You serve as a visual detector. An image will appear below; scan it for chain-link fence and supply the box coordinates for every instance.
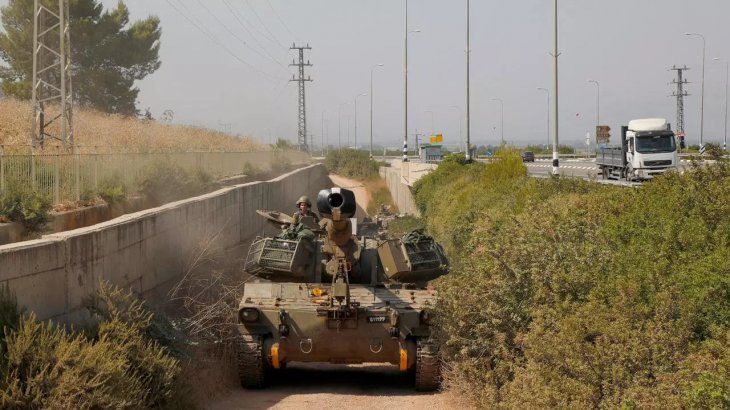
[0,146,309,204]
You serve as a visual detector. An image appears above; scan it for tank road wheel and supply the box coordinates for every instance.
[415,338,441,392]
[236,334,268,389]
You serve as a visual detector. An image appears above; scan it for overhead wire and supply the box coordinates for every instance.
[220,0,289,66]
[163,0,284,83]
[243,0,288,49]
[192,0,289,72]
[265,0,296,40]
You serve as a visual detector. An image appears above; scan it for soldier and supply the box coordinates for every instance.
[292,195,320,226]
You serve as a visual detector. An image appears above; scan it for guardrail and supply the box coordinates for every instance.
[0,147,309,204]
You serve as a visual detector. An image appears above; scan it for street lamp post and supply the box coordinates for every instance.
[403,0,421,162]
[354,92,367,149]
[552,0,560,176]
[685,32,706,153]
[321,110,326,155]
[714,57,728,151]
[491,98,504,144]
[587,79,600,153]
[450,105,463,152]
[537,88,550,149]
[465,0,471,161]
[338,102,349,149]
[370,63,384,159]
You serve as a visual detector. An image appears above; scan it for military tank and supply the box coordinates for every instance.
[235,188,448,391]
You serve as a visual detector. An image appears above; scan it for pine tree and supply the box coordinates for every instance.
[0,0,161,115]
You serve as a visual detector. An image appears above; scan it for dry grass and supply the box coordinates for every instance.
[0,98,262,154]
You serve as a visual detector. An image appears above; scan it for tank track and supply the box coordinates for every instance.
[236,334,267,389]
[414,338,441,391]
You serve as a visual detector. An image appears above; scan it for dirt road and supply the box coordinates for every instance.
[206,363,460,410]
[328,174,371,220]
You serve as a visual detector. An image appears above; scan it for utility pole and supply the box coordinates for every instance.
[714,58,728,151]
[403,0,409,162]
[465,0,471,161]
[354,92,367,149]
[289,43,313,152]
[669,65,690,149]
[538,88,550,149]
[31,0,73,147]
[370,63,384,159]
[321,110,326,156]
[551,0,560,176]
[685,33,705,154]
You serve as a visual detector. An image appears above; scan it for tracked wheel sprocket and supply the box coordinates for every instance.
[236,334,267,389]
[414,338,441,391]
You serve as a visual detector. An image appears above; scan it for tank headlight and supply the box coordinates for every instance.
[239,308,260,323]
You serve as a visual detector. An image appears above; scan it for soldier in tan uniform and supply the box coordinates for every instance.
[292,196,320,226]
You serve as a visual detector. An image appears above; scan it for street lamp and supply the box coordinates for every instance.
[321,110,327,155]
[491,98,504,145]
[354,92,368,149]
[685,32,706,152]
[537,88,550,149]
[465,0,471,162]
[403,0,421,162]
[714,57,728,151]
[338,102,349,149]
[370,63,384,158]
[587,79,600,153]
[552,0,560,176]
[450,105,463,152]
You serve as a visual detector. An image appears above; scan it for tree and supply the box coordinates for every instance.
[0,0,161,115]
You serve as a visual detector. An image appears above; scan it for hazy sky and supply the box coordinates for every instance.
[4,1,729,148]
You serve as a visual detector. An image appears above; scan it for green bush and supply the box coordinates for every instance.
[0,282,189,409]
[415,153,730,407]
[0,181,52,234]
[97,173,128,206]
[325,149,381,180]
[138,161,217,206]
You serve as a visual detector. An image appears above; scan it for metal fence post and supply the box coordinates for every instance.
[93,147,98,189]
[0,145,5,195]
[74,145,80,201]
[30,146,37,190]
[54,153,60,204]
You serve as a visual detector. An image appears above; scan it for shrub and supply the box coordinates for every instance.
[0,181,52,234]
[417,152,730,407]
[0,282,187,409]
[138,161,217,206]
[325,149,380,179]
[97,173,128,206]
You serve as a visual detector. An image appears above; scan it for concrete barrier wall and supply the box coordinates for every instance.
[380,165,420,216]
[0,164,330,324]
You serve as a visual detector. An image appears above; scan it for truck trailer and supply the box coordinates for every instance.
[595,118,678,181]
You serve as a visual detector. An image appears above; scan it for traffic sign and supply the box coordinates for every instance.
[596,125,611,144]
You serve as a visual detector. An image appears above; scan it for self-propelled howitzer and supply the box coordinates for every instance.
[235,188,448,391]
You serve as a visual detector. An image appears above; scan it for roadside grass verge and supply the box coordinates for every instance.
[415,150,729,408]
[325,149,397,216]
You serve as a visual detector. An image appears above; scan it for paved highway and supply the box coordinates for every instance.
[526,159,598,179]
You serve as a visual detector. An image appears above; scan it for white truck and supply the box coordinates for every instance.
[596,118,678,181]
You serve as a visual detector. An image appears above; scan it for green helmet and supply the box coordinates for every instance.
[296,195,312,207]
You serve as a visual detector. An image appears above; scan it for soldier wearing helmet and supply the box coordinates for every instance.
[292,195,320,226]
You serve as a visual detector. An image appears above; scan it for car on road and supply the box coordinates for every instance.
[521,151,535,162]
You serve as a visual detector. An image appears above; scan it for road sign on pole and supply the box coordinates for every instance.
[596,125,611,144]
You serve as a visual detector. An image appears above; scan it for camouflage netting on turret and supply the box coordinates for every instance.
[401,229,449,272]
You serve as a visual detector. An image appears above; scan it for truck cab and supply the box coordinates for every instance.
[596,118,678,181]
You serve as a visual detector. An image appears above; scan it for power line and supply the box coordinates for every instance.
[220,0,288,65]
[192,0,288,71]
[164,0,282,83]
[266,0,296,39]
[244,0,288,49]
[225,0,287,51]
